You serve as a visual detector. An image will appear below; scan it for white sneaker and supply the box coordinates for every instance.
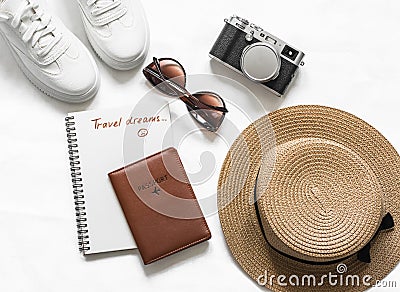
[77,0,149,70]
[0,0,100,103]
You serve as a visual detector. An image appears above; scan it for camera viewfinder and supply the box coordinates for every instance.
[282,45,299,61]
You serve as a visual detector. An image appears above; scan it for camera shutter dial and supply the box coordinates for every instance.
[240,43,280,83]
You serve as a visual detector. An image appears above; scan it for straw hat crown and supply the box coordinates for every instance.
[256,137,383,263]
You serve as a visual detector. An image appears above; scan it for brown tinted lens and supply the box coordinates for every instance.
[195,92,224,108]
[146,59,186,96]
[188,92,225,131]
[159,59,186,87]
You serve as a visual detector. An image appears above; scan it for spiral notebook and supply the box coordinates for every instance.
[65,101,172,255]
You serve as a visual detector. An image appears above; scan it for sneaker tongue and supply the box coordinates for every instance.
[1,0,54,49]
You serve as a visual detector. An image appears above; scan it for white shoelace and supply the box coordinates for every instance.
[0,0,61,58]
[87,0,122,17]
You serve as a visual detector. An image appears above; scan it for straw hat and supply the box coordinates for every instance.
[218,105,400,291]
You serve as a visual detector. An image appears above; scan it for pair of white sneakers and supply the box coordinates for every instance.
[0,0,149,103]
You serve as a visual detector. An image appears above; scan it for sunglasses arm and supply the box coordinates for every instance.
[143,68,203,108]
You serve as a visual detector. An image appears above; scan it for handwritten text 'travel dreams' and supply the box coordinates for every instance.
[91,115,165,130]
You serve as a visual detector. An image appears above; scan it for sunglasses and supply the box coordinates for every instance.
[143,57,228,132]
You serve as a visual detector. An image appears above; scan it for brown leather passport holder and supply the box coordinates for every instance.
[108,147,211,265]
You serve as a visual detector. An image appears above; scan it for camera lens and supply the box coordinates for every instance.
[282,45,299,61]
[241,43,280,83]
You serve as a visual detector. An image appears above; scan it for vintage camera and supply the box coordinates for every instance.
[210,15,305,96]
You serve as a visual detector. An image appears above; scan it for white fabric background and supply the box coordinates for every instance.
[1,0,400,291]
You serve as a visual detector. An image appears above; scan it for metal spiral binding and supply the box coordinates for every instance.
[65,116,90,253]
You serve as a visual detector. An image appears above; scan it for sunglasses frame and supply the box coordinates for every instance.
[143,57,228,132]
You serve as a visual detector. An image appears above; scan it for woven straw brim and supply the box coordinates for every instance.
[217,105,400,292]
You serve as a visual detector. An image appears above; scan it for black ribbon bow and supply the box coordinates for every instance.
[357,212,395,263]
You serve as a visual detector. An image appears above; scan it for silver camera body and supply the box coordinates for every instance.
[210,15,305,96]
